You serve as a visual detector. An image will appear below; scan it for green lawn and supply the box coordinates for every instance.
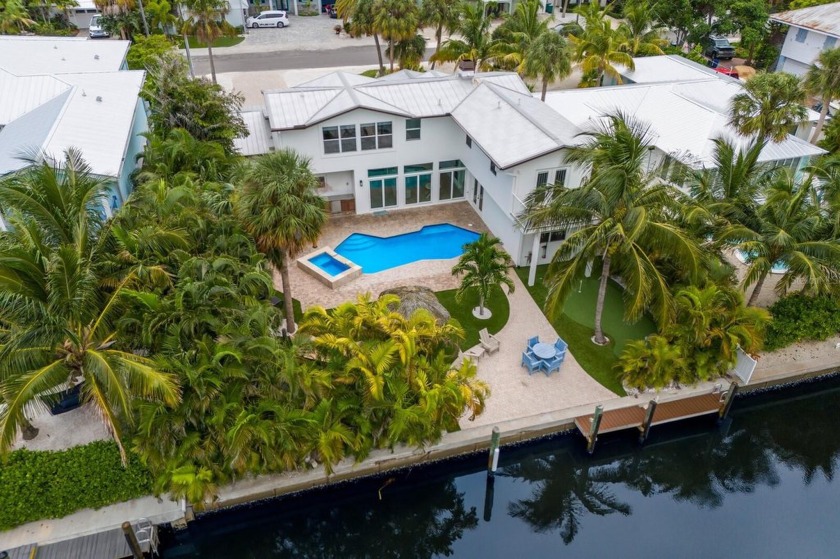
[181,36,245,49]
[436,286,510,350]
[515,266,656,395]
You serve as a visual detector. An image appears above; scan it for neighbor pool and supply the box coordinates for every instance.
[734,249,789,274]
[309,252,350,277]
[335,224,480,274]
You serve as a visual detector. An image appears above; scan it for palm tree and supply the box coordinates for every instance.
[617,0,665,57]
[0,0,35,33]
[372,0,420,73]
[522,31,573,101]
[729,72,808,144]
[339,0,386,75]
[617,335,689,389]
[723,169,840,306]
[234,149,327,334]
[0,151,180,462]
[521,113,703,344]
[421,0,461,70]
[431,1,495,71]
[569,3,634,86]
[803,47,840,145]
[451,233,515,318]
[492,0,552,71]
[181,0,229,84]
[386,33,427,70]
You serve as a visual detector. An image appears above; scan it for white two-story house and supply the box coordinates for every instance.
[237,57,824,285]
[771,2,840,77]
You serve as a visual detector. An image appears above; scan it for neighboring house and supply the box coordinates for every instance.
[0,37,147,229]
[67,0,100,29]
[236,57,824,285]
[770,2,840,77]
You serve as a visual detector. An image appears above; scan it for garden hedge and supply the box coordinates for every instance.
[765,294,840,351]
[0,441,153,530]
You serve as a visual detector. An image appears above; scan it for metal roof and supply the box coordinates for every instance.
[235,110,272,156]
[0,36,130,75]
[770,2,840,38]
[615,55,733,84]
[0,69,71,126]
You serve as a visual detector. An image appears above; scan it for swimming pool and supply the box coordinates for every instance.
[734,249,789,274]
[309,252,350,277]
[335,224,481,274]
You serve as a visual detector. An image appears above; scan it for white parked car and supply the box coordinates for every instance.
[246,10,290,29]
[88,14,109,39]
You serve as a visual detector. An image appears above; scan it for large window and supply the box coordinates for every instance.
[322,125,357,154]
[439,160,466,200]
[536,168,568,188]
[406,119,421,141]
[368,167,398,209]
[404,163,432,205]
[825,36,837,50]
[361,121,393,150]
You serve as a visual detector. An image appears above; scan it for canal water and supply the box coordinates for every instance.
[162,377,840,558]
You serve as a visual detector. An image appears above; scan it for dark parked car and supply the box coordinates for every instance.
[704,36,736,60]
[50,383,82,415]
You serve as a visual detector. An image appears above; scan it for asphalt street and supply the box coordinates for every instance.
[190,46,437,74]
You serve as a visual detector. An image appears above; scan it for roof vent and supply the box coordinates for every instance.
[96,96,103,102]
[53,45,58,49]
[437,98,442,106]
[81,90,86,97]
[61,57,65,61]
[497,101,501,109]
[94,54,100,60]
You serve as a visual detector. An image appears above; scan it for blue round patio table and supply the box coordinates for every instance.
[532,342,556,360]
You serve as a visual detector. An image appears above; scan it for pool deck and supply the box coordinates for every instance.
[278,202,490,309]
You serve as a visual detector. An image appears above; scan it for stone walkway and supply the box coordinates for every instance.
[12,405,109,452]
[461,272,616,428]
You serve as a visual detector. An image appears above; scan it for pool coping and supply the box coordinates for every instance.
[296,247,362,289]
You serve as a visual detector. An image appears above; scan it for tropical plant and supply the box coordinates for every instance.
[339,0,386,75]
[451,233,515,318]
[616,0,665,57]
[372,0,420,72]
[126,33,174,70]
[569,2,634,86]
[234,149,327,334]
[803,47,840,145]
[492,0,552,71]
[420,0,461,69]
[729,72,808,143]
[0,151,180,463]
[722,168,840,305]
[181,0,229,83]
[386,33,426,70]
[522,30,573,101]
[521,113,703,344]
[430,0,495,71]
[0,0,35,33]
[764,293,840,350]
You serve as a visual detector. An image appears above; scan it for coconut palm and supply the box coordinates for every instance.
[0,0,35,33]
[234,149,327,334]
[0,152,180,462]
[451,233,515,318]
[181,0,229,84]
[421,0,461,70]
[431,1,495,71]
[372,0,420,72]
[617,0,666,57]
[492,0,553,71]
[803,47,840,145]
[339,0,386,75]
[521,113,703,344]
[569,3,634,86]
[729,72,808,144]
[522,30,573,101]
[723,169,840,306]
[386,33,427,70]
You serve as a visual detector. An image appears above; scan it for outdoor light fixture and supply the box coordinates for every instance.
[359,180,363,188]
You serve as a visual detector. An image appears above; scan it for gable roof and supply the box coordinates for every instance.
[235,110,272,156]
[0,69,72,126]
[770,2,840,38]
[0,36,130,75]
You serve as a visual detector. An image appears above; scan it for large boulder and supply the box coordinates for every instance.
[379,286,451,325]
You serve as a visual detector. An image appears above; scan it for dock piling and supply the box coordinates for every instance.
[121,522,144,559]
[638,400,658,444]
[586,405,603,454]
[719,383,739,420]
[487,426,500,475]
[483,476,496,522]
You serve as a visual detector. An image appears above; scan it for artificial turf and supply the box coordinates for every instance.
[436,286,510,350]
[515,266,656,396]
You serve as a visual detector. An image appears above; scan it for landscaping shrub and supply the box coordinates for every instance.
[765,294,840,351]
[0,441,152,530]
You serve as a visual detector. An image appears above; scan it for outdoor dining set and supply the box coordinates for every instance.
[521,336,567,376]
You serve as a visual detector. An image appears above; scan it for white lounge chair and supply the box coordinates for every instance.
[479,328,500,354]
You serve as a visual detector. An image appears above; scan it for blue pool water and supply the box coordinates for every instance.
[335,224,481,274]
[734,249,789,274]
[309,252,350,276]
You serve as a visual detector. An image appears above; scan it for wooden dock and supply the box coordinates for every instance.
[5,521,157,559]
[574,385,737,453]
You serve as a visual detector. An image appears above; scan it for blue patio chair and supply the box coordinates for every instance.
[554,338,568,353]
[521,351,541,375]
[527,336,540,348]
[542,353,565,376]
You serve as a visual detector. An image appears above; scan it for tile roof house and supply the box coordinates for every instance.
[0,37,147,227]
[237,58,825,284]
